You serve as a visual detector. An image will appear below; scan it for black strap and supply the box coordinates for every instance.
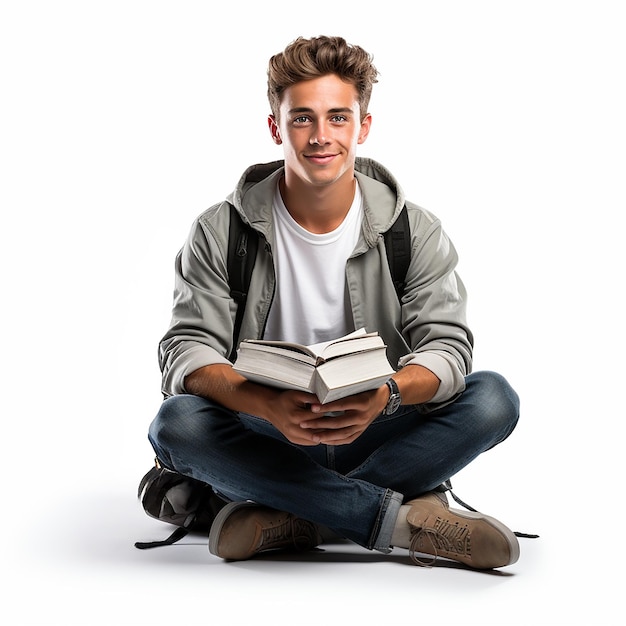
[134,526,190,550]
[384,205,411,300]
[441,479,539,539]
[227,204,258,361]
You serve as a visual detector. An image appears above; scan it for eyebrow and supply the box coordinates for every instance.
[288,107,354,115]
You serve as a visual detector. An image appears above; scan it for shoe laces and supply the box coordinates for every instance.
[408,518,471,567]
[260,517,317,551]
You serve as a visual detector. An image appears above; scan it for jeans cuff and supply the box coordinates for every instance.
[371,489,403,553]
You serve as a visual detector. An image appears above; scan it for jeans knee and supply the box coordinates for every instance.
[468,370,520,435]
[148,394,218,464]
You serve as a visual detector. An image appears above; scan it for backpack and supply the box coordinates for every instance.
[135,204,412,547]
[135,458,228,549]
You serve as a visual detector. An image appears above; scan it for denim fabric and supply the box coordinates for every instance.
[148,370,519,551]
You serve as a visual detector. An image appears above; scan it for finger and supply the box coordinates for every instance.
[300,416,347,430]
[314,427,362,444]
[310,391,372,414]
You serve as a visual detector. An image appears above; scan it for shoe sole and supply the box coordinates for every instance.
[208,500,258,557]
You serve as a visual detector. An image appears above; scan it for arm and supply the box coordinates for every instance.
[185,364,331,446]
[397,209,473,405]
[389,363,440,406]
[185,363,280,417]
[159,203,331,446]
[159,206,243,397]
[300,209,470,444]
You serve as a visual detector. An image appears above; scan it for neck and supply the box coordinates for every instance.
[280,174,356,234]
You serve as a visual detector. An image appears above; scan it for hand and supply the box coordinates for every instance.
[298,386,389,445]
[263,389,332,446]
[184,364,375,446]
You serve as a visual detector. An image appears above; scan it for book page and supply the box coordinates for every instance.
[306,327,368,355]
[237,341,317,365]
[313,332,384,362]
[241,328,371,360]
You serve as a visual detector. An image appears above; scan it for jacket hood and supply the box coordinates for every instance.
[226,157,407,247]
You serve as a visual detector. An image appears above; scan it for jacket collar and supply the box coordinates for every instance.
[227,157,406,246]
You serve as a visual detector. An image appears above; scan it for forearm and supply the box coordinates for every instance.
[184,363,280,419]
[393,363,441,406]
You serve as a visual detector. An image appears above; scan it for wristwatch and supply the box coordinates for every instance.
[382,378,402,415]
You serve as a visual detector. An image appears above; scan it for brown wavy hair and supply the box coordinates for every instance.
[267,36,379,122]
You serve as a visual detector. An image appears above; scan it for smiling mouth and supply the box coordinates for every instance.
[305,153,337,163]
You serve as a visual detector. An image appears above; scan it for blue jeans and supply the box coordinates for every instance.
[148,370,519,553]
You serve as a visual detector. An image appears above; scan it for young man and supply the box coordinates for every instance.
[148,36,521,569]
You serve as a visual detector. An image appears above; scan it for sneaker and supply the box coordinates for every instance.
[406,492,520,569]
[209,501,322,560]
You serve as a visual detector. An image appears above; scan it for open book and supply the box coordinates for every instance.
[233,328,395,403]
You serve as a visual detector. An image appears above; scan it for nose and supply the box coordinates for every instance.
[309,121,330,146]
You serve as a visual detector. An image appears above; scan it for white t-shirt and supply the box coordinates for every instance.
[263,182,363,345]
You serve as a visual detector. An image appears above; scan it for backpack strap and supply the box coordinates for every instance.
[384,205,411,300]
[134,526,190,550]
[438,479,540,539]
[227,204,259,361]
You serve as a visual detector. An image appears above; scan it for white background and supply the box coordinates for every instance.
[1,1,624,624]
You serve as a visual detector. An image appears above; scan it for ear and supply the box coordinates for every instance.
[357,113,372,145]
[268,115,282,145]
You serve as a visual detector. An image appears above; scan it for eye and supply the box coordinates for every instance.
[330,115,348,123]
[293,115,311,124]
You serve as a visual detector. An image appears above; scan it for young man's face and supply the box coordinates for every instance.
[268,73,372,189]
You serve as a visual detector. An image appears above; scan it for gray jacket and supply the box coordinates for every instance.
[159,157,473,409]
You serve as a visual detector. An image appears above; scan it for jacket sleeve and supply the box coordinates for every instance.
[158,207,235,397]
[399,211,473,405]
